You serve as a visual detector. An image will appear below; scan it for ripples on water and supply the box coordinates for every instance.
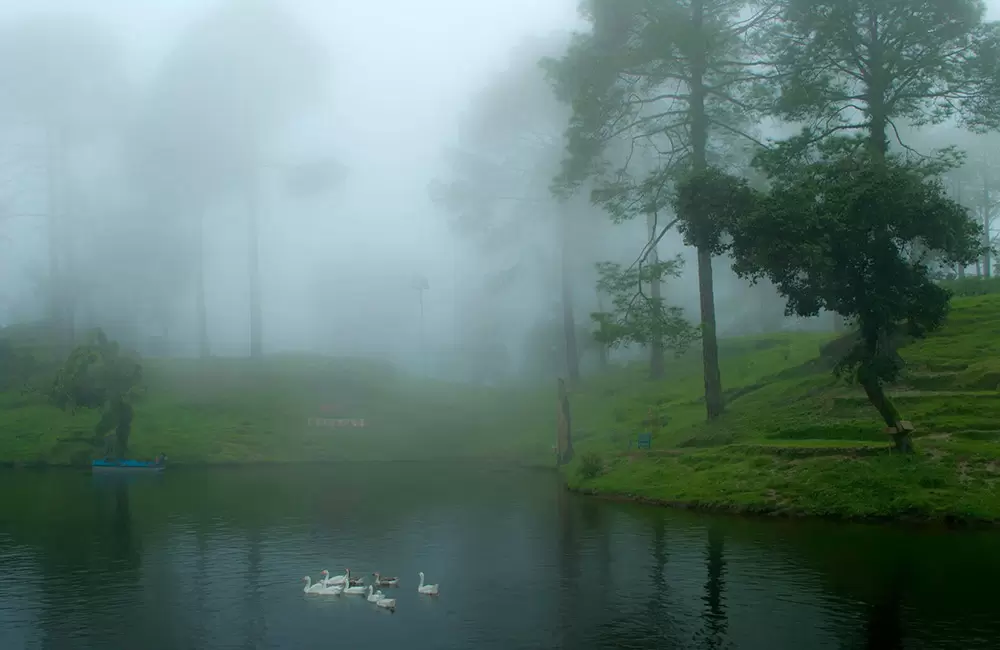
[0,466,998,649]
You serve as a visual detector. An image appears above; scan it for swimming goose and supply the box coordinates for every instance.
[366,585,386,603]
[417,572,439,595]
[301,576,326,594]
[324,569,364,587]
[342,569,367,595]
[373,572,399,587]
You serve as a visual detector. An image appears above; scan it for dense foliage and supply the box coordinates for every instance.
[591,257,698,355]
[49,329,144,459]
[543,0,778,418]
[725,142,983,450]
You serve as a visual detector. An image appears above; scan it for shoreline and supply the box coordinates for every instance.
[5,457,998,528]
[567,485,1000,528]
[0,457,558,471]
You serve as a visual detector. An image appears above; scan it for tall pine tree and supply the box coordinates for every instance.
[544,0,777,419]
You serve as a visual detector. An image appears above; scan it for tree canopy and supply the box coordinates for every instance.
[769,0,1000,156]
[724,141,983,450]
[49,329,144,459]
[591,256,699,354]
[543,0,778,418]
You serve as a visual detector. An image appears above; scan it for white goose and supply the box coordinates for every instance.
[319,581,344,596]
[417,572,439,595]
[342,569,368,595]
[323,569,364,587]
[366,584,386,603]
[376,596,396,612]
[301,576,327,594]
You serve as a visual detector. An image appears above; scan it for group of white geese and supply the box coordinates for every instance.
[301,568,440,613]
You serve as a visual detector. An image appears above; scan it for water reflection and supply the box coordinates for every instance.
[697,527,729,650]
[0,466,998,650]
[862,559,907,650]
[111,479,140,568]
[243,530,265,650]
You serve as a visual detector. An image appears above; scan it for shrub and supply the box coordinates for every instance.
[578,451,604,480]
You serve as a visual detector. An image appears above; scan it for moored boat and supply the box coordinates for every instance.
[92,455,166,472]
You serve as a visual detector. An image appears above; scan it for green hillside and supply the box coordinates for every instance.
[4,291,1000,521]
[0,355,554,466]
[565,293,1000,522]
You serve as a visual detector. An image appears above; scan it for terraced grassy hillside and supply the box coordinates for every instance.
[566,294,1000,522]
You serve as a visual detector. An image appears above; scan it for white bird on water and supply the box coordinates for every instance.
[417,572,439,595]
[342,569,368,595]
[301,576,326,594]
[366,585,385,603]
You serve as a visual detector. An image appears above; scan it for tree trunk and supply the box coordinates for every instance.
[865,12,889,163]
[248,180,263,359]
[560,209,580,383]
[859,373,912,453]
[982,180,991,277]
[113,400,133,459]
[556,377,574,464]
[690,0,724,420]
[596,290,609,370]
[647,212,665,379]
[195,210,210,359]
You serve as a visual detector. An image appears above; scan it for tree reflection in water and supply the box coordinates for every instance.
[243,529,265,649]
[862,561,908,650]
[111,480,140,569]
[557,484,581,649]
[694,526,731,650]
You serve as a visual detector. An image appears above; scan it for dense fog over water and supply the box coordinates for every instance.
[1,0,999,382]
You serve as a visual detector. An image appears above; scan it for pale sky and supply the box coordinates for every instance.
[1,0,998,360]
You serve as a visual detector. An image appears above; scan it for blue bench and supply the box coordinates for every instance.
[629,433,652,450]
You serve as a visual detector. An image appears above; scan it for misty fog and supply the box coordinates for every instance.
[2,0,998,384]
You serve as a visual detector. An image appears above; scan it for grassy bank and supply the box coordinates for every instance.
[5,290,1000,524]
[0,355,554,466]
[564,292,1000,523]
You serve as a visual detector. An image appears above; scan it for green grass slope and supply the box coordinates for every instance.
[565,294,1000,522]
[0,355,554,466]
[5,291,1000,522]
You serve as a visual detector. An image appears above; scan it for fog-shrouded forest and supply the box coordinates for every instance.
[1,0,999,407]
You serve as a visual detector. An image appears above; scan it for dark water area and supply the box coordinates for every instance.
[0,465,998,650]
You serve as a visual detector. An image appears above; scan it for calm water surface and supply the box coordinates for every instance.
[0,465,998,649]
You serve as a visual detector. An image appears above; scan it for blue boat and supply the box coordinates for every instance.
[92,457,166,472]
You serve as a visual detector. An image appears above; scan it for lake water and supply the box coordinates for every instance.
[1,465,998,650]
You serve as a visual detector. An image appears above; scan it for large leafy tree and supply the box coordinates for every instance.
[727,141,982,452]
[544,0,777,419]
[49,329,144,459]
[770,0,1000,159]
